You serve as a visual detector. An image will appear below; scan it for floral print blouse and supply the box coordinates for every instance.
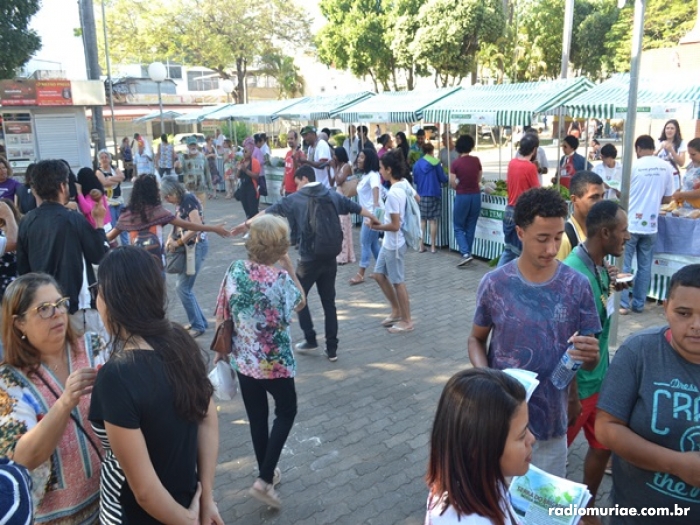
[215,260,302,380]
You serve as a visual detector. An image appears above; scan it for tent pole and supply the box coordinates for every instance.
[498,126,502,180]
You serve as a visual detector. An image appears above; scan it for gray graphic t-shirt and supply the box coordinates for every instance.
[598,326,700,524]
[474,261,601,441]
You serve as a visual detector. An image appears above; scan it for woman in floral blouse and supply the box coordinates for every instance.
[0,273,108,524]
[214,214,305,509]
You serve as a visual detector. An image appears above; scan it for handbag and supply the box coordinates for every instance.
[340,176,358,198]
[210,319,235,355]
[165,245,186,274]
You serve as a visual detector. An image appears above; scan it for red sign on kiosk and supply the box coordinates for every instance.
[0,79,73,106]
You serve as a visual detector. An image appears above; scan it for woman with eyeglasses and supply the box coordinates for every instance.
[0,273,109,524]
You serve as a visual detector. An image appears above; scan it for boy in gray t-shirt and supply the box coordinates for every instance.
[597,264,700,524]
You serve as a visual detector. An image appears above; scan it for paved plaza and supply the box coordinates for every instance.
[154,187,667,525]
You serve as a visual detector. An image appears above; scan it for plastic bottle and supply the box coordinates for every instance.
[550,343,582,390]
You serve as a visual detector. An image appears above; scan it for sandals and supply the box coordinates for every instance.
[381,317,401,327]
[349,273,365,285]
[388,323,415,333]
[249,479,281,508]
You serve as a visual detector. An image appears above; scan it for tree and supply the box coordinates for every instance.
[315,0,395,92]
[258,53,305,99]
[571,1,619,79]
[410,0,505,87]
[98,0,310,103]
[0,0,41,79]
[604,0,695,73]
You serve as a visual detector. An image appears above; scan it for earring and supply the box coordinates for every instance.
[21,333,26,340]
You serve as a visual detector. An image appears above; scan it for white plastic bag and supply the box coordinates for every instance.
[209,361,239,401]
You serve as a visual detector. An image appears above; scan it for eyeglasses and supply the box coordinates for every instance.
[31,297,70,319]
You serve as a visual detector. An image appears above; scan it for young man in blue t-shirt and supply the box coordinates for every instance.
[468,187,601,477]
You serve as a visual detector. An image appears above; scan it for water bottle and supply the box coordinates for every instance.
[550,343,582,390]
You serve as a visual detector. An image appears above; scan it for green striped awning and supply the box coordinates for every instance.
[422,77,594,126]
[332,87,461,123]
[206,97,308,124]
[174,104,230,124]
[133,110,183,122]
[272,91,375,121]
[564,74,700,119]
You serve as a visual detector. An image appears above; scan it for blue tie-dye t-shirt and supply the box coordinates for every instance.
[474,261,601,440]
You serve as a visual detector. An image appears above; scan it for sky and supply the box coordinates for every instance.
[27,0,326,80]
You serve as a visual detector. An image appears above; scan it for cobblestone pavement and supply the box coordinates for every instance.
[159,192,666,525]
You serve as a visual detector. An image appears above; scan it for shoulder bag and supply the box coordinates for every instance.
[210,319,235,355]
[165,245,186,274]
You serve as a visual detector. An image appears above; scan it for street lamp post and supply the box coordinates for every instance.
[148,62,167,135]
[221,79,236,146]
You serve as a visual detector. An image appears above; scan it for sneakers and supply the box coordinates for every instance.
[249,478,281,509]
[457,254,473,267]
[295,341,318,352]
[324,349,338,362]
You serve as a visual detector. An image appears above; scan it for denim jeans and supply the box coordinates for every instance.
[497,205,521,267]
[296,258,338,352]
[621,232,656,311]
[109,204,129,246]
[453,193,481,256]
[176,239,209,331]
[237,372,297,484]
[359,222,380,269]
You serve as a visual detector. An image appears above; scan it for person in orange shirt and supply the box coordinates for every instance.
[281,130,305,246]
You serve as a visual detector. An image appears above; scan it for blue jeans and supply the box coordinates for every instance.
[497,205,520,267]
[453,193,481,256]
[621,232,656,311]
[176,239,209,331]
[109,204,129,245]
[359,222,380,269]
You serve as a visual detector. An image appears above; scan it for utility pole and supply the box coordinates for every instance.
[78,0,106,153]
[555,0,575,144]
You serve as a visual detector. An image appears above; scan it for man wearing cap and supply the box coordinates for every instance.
[299,126,333,189]
[177,137,212,208]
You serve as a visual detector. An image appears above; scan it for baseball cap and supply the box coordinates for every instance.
[300,125,317,136]
[186,136,198,145]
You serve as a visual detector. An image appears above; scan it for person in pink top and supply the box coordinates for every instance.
[497,134,541,267]
[76,167,112,232]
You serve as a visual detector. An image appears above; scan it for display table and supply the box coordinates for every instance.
[466,194,699,300]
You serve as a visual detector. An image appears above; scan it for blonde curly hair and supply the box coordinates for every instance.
[245,214,290,265]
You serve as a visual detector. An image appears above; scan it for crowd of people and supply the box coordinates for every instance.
[0,115,698,524]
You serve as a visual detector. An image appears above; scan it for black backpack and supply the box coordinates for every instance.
[302,189,343,258]
[565,221,579,250]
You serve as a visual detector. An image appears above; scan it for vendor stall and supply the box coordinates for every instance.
[332,87,460,124]
[0,79,106,174]
[273,91,375,121]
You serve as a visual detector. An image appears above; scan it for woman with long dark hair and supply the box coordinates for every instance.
[395,132,410,163]
[108,174,229,266]
[349,147,383,285]
[426,368,535,525]
[655,119,686,190]
[89,246,222,525]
